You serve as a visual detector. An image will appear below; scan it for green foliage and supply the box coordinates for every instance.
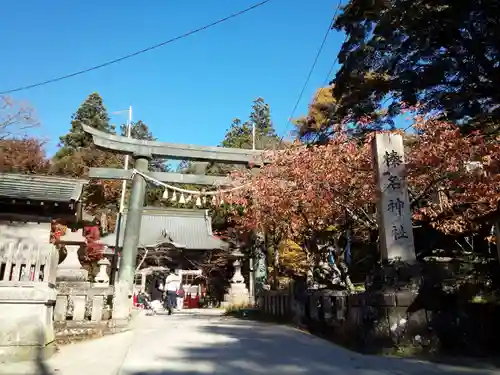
[221,118,253,149]
[55,93,115,159]
[293,86,341,143]
[221,97,279,150]
[177,98,280,178]
[208,98,281,176]
[51,93,122,214]
[119,120,168,173]
[206,98,280,236]
[332,0,500,132]
[119,120,172,207]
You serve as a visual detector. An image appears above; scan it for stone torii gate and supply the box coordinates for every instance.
[83,125,266,321]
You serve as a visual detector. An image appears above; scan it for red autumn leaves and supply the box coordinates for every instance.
[227,116,500,241]
[0,137,50,174]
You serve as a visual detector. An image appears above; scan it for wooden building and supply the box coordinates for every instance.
[0,173,87,224]
[100,207,229,291]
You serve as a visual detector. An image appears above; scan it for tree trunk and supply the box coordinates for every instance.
[338,259,355,292]
[273,243,279,289]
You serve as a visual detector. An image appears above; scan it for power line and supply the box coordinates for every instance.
[0,0,272,95]
[321,56,339,87]
[282,1,342,142]
[286,21,332,128]
[321,2,344,87]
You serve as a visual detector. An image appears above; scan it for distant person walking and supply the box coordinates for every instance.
[164,269,181,315]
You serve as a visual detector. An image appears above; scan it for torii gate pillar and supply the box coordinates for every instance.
[113,156,149,321]
[82,125,266,320]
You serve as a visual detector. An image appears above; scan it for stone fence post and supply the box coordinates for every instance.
[0,222,59,362]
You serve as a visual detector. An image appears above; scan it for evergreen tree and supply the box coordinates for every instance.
[331,0,500,132]
[208,98,280,259]
[51,93,122,214]
[221,98,278,150]
[220,118,253,149]
[119,120,168,173]
[209,98,280,175]
[55,92,115,159]
[119,120,171,207]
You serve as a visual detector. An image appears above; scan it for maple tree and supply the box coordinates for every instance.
[225,135,374,287]
[227,114,500,280]
[50,220,67,245]
[52,145,123,213]
[226,132,376,274]
[0,95,38,139]
[277,239,309,276]
[407,115,500,234]
[0,95,47,174]
[230,135,374,238]
[83,224,104,262]
[0,137,50,174]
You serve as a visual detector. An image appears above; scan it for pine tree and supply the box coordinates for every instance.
[249,97,278,144]
[55,92,115,159]
[209,98,280,175]
[51,93,122,214]
[221,98,279,150]
[221,118,253,149]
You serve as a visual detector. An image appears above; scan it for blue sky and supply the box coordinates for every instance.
[0,0,346,157]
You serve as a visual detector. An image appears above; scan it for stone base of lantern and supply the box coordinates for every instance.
[221,283,250,308]
[56,268,89,283]
[56,241,88,283]
[93,258,111,288]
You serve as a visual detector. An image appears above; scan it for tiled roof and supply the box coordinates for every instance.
[0,173,88,202]
[100,207,228,250]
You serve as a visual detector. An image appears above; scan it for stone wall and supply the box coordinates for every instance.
[258,286,500,356]
[54,227,122,342]
[54,282,114,343]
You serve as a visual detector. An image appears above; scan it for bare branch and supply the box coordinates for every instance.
[0,95,39,139]
[135,249,149,272]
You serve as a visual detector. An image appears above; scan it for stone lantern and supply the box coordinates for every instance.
[222,246,250,307]
[230,247,245,284]
[57,229,88,283]
[94,258,111,287]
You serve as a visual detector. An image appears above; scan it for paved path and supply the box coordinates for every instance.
[2,309,500,375]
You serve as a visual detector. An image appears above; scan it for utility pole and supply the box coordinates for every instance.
[249,123,256,304]
[110,106,133,285]
[252,123,256,152]
[119,106,133,214]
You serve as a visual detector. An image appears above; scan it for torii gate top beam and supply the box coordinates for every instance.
[83,125,268,165]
